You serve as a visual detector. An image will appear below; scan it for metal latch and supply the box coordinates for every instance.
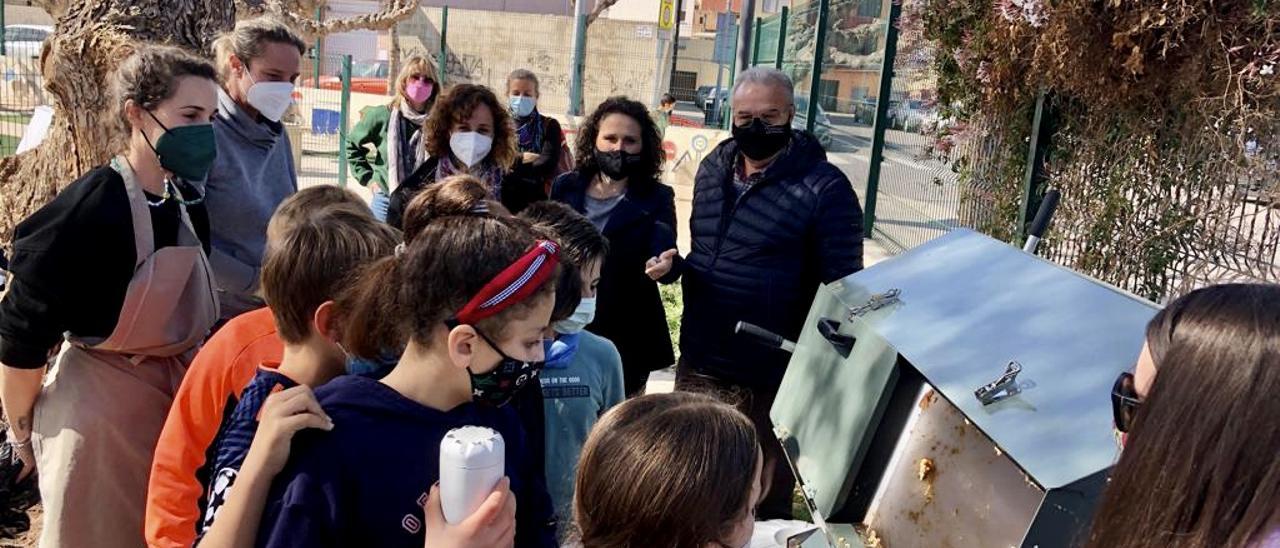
[848,288,901,318]
[974,361,1023,406]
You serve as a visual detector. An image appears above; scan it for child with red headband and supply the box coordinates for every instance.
[253,176,560,547]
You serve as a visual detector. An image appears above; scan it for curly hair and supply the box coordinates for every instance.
[425,84,517,171]
[574,96,665,184]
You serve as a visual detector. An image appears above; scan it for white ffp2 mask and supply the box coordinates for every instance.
[450,131,494,167]
[244,71,295,123]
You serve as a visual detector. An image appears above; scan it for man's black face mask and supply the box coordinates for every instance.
[732,117,791,161]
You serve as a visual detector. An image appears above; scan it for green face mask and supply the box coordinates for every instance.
[144,110,217,182]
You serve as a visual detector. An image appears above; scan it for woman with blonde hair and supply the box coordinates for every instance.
[345,55,441,221]
[205,16,306,322]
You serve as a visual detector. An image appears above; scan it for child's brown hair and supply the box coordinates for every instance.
[266,185,371,246]
[340,175,559,358]
[260,206,400,343]
[574,392,760,548]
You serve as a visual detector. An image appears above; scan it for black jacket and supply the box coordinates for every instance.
[681,130,864,388]
[506,114,563,214]
[552,171,679,393]
[387,157,512,230]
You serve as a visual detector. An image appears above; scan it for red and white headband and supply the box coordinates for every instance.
[448,240,560,326]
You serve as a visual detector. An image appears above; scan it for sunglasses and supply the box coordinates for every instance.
[1111,372,1143,433]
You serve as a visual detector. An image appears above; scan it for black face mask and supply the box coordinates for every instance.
[467,328,545,408]
[732,117,791,161]
[595,149,645,180]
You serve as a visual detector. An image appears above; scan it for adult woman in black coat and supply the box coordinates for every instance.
[552,97,680,396]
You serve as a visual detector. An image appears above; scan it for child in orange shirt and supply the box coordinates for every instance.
[144,186,381,548]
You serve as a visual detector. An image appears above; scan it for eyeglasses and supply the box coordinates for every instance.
[1111,372,1143,433]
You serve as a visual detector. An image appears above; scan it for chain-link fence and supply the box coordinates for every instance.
[0,55,46,158]
[293,53,358,191]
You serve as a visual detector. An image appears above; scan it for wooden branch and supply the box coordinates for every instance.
[586,0,621,26]
[267,0,420,40]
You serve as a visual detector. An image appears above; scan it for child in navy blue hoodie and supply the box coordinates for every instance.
[254,176,561,548]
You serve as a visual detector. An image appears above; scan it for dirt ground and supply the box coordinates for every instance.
[0,505,38,548]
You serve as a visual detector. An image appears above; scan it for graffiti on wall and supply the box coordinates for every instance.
[526,51,555,73]
[445,51,486,82]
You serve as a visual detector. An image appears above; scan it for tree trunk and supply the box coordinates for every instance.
[0,0,419,250]
[0,0,237,252]
[388,18,401,96]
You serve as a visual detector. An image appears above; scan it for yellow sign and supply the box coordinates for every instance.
[658,0,677,30]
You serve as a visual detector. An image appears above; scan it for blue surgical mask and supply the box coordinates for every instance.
[340,343,400,379]
[509,95,536,118]
[544,333,581,369]
[553,297,596,334]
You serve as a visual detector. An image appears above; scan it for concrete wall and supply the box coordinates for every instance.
[396,7,670,117]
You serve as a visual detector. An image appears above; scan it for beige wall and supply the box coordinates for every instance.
[395,7,670,118]
[674,35,726,94]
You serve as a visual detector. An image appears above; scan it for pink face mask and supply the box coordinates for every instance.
[406,80,434,103]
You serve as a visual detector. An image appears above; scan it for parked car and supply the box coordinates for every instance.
[302,60,391,95]
[888,99,939,133]
[695,85,717,108]
[701,88,730,113]
[3,25,52,59]
[792,95,834,149]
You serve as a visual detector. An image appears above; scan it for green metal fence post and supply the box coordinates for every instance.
[751,17,762,66]
[805,0,830,134]
[863,0,902,236]
[1018,90,1055,243]
[774,6,788,70]
[437,6,449,86]
[1,6,7,57]
[569,13,588,116]
[722,20,742,130]
[312,6,323,83]
[338,55,352,188]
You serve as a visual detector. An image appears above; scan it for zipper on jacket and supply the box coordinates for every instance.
[710,167,771,272]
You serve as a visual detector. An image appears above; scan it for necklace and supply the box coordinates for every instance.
[116,157,206,208]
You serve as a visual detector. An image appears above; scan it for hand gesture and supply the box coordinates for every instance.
[242,385,333,476]
[424,477,517,548]
[645,249,680,281]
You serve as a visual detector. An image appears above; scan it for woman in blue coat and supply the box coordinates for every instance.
[552,97,679,396]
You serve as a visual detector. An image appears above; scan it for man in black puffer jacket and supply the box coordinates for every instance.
[675,67,863,519]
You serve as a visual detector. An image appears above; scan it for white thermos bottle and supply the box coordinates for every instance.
[439,426,505,524]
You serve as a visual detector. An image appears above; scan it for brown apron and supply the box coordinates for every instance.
[32,157,219,548]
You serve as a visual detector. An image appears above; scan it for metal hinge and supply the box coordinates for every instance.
[848,288,901,319]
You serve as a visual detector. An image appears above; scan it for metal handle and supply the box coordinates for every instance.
[735,322,797,354]
[1023,189,1061,254]
[817,318,855,357]
[974,361,1024,406]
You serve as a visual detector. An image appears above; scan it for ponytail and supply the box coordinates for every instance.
[337,255,404,359]
[401,175,494,244]
[338,174,556,359]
